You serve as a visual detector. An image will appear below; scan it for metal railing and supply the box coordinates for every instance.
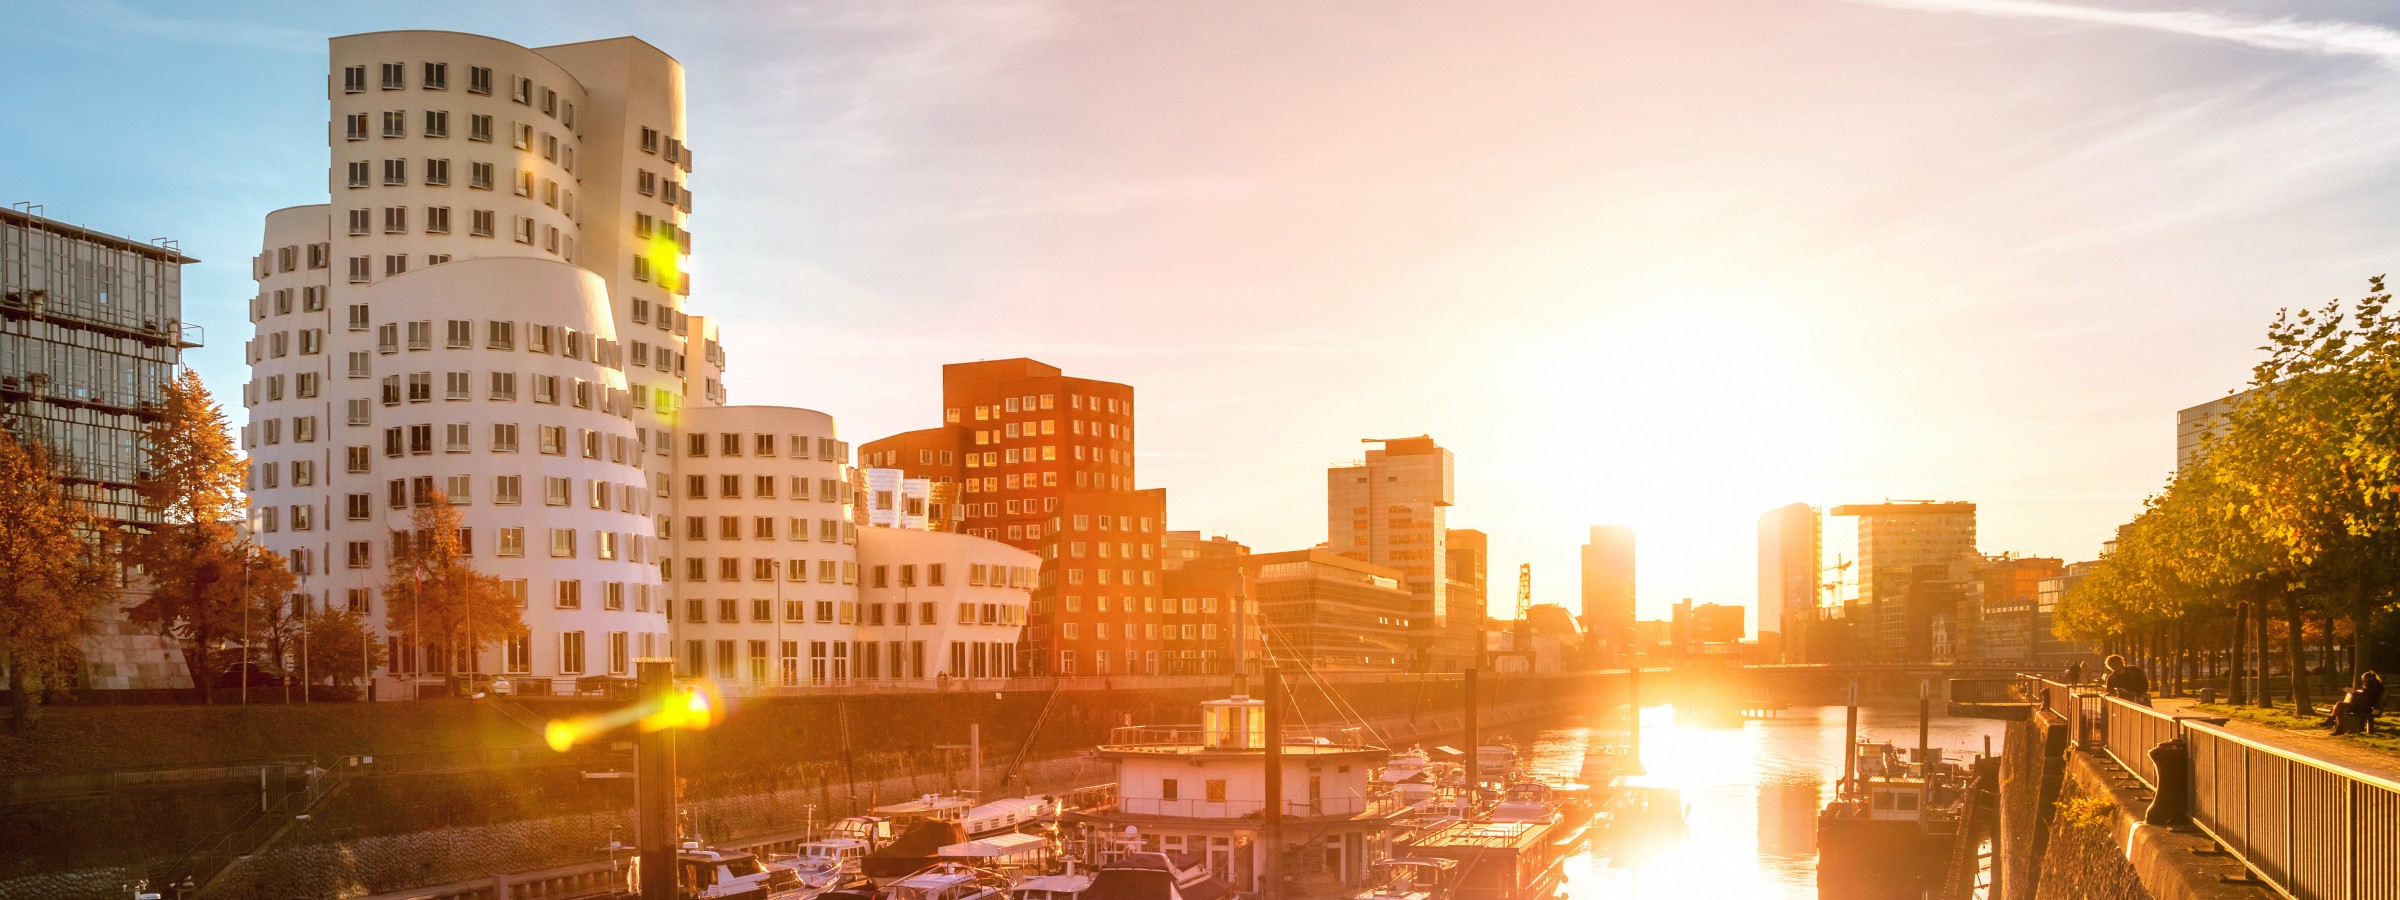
[2185,720,2400,900]
[2096,696,2177,790]
[2026,675,2400,900]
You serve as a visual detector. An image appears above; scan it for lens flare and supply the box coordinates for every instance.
[541,681,725,752]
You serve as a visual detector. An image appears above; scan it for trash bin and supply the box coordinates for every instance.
[2146,738,2191,826]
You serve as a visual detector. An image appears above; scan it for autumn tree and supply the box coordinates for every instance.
[125,370,260,702]
[383,491,523,691]
[301,607,387,697]
[0,427,120,729]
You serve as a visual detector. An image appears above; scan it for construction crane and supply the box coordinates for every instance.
[1820,555,1853,608]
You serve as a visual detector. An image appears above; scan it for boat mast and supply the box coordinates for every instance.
[1840,679,1858,795]
[1263,665,1285,900]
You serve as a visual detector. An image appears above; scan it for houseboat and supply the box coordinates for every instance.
[1065,695,1407,892]
[1349,857,1457,900]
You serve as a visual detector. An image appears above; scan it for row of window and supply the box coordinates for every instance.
[946,392,1132,422]
[1051,622,1207,642]
[683,431,849,461]
[341,112,577,174]
[678,638,1002,684]
[677,597,1021,628]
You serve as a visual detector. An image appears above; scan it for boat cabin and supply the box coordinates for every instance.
[939,832,1056,873]
[1010,873,1094,900]
[878,794,977,828]
[1351,857,1457,900]
[880,862,1014,900]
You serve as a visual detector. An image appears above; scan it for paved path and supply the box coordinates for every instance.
[2152,697,2400,783]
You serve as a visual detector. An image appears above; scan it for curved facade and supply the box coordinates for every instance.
[247,31,701,692]
[666,405,857,684]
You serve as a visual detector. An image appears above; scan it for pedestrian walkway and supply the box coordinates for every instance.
[2153,697,2400,782]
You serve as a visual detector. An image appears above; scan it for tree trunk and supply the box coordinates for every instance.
[2355,577,2378,683]
[6,652,32,732]
[2230,602,2248,706]
[2285,592,2312,715]
[2246,602,2265,710]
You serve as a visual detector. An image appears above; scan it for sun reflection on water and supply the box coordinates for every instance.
[1500,702,2005,899]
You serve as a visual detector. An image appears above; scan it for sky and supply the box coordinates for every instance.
[13,0,2400,632]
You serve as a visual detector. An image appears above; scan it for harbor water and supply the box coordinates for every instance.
[1506,702,2007,899]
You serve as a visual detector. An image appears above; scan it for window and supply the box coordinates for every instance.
[345,113,367,141]
[380,62,404,90]
[382,110,406,138]
[488,372,517,402]
[383,158,407,185]
[470,208,495,237]
[425,159,450,187]
[343,65,366,93]
[346,162,370,189]
[560,631,586,673]
[423,61,448,90]
[469,66,492,95]
[551,528,578,558]
[470,161,494,191]
[495,475,521,505]
[512,75,533,105]
[545,476,570,506]
[515,216,535,244]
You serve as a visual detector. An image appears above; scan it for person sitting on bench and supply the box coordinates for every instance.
[2324,671,2384,735]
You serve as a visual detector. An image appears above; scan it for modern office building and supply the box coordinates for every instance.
[863,466,961,531]
[242,31,716,692]
[1963,555,2064,663]
[1164,530,1248,570]
[2176,389,2254,471]
[1445,527,1489,633]
[2,205,201,690]
[1158,549,1259,676]
[1756,503,1821,662]
[1580,525,1635,666]
[1328,436,1466,671]
[861,358,1165,676]
[1181,549,1415,672]
[1831,502,1978,661]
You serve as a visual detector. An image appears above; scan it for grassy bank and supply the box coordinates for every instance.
[2189,702,2400,755]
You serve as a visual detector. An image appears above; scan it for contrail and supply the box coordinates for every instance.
[1853,0,2400,69]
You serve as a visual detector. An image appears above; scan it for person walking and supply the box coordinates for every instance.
[2103,654,2151,707]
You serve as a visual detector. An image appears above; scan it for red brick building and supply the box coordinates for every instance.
[861,359,1167,675]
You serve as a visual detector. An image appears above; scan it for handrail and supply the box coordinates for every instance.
[2182,718,2400,794]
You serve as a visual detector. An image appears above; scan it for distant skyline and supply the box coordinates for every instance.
[13,0,2400,630]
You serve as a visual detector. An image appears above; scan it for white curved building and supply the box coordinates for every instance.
[245,31,699,693]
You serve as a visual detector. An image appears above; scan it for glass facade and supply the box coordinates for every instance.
[1,208,195,525]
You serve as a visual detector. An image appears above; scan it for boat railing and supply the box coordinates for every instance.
[1099,724,1383,751]
[1111,794,1409,819]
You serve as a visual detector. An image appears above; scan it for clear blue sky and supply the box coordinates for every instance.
[13,0,2400,630]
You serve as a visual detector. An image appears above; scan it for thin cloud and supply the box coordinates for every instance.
[1853,0,2400,69]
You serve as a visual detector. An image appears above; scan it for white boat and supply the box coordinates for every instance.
[631,841,793,900]
[937,833,1055,873]
[773,838,874,887]
[963,795,1062,837]
[877,794,977,829]
[1009,873,1093,900]
[1475,745,1517,781]
[879,862,1015,900]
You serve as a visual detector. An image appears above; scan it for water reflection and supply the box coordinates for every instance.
[1498,703,2004,899]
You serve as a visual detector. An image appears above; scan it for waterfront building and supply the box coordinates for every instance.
[1180,549,1415,672]
[243,31,710,692]
[1328,436,1468,671]
[2033,561,2101,666]
[1072,695,1403,891]
[1444,528,1489,647]
[2,205,200,689]
[1158,551,1258,676]
[1756,503,1821,662]
[1830,502,1977,662]
[2176,388,2253,471]
[1963,555,2063,663]
[860,358,1164,676]
[1580,525,1635,666]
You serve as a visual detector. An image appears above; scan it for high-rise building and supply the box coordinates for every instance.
[1830,502,1978,661]
[1445,527,1489,630]
[3,205,201,690]
[242,32,715,691]
[3,207,198,526]
[1756,503,1821,662]
[2176,388,2254,470]
[1328,436,1467,671]
[859,358,1165,676]
[1580,525,1635,665]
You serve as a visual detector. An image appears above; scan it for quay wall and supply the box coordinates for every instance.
[2000,707,2272,900]
[0,672,1614,900]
